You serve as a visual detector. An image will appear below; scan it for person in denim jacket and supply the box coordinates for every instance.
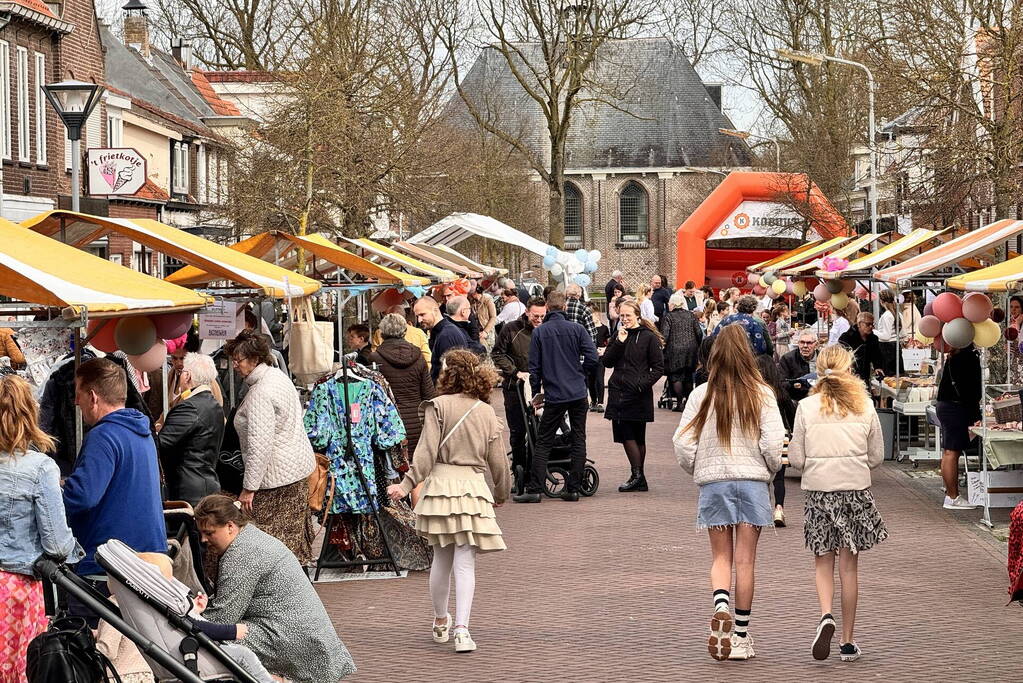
[0,375,82,681]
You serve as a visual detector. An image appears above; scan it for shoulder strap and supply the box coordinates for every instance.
[439,400,483,449]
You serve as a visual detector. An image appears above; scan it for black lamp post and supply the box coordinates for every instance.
[42,80,105,212]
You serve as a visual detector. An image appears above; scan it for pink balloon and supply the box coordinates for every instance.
[923,300,934,317]
[746,272,759,286]
[842,279,856,293]
[126,339,167,374]
[767,288,781,299]
[918,315,943,338]
[853,286,869,299]
[933,336,953,354]
[152,311,194,339]
[813,283,831,302]
[1007,326,1020,342]
[932,292,963,323]
[87,318,119,354]
[961,292,994,323]
[785,279,795,294]
[752,284,767,296]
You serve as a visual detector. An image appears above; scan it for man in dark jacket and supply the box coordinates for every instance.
[838,311,886,385]
[605,270,624,312]
[779,329,819,401]
[64,358,166,625]
[650,274,673,319]
[414,296,484,381]
[514,291,598,503]
[492,298,547,479]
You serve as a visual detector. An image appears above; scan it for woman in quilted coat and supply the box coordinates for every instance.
[224,330,315,564]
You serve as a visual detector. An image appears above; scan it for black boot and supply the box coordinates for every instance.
[619,467,649,492]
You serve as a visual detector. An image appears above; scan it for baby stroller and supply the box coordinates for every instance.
[35,541,269,683]
[511,380,599,498]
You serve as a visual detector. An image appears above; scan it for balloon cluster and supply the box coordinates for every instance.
[86,312,194,371]
[747,271,809,300]
[812,277,856,311]
[916,292,1000,351]
[543,247,601,288]
[821,256,850,272]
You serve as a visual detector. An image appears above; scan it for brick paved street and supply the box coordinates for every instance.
[317,388,1019,682]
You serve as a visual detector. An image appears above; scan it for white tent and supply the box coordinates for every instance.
[408,213,553,257]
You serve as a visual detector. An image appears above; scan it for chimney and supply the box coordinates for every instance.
[171,37,193,69]
[704,83,723,111]
[122,0,150,57]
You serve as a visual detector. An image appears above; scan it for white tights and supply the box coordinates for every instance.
[430,543,477,629]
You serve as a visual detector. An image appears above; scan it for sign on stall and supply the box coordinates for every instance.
[199,299,240,340]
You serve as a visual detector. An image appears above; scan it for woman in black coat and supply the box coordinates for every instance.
[660,292,704,412]
[602,300,664,492]
[157,352,225,506]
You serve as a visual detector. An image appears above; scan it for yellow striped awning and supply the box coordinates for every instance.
[876,220,1023,284]
[780,233,887,276]
[747,237,850,275]
[947,254,1023,292]
[22,211,320,298]
[343,238,456,282]
[0,218,209,315]
[816,229,948,279]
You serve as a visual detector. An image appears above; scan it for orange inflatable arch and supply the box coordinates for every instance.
[675,171,850,288]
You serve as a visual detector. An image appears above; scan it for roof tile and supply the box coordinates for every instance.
[189,70,242,116]
[12,0,57,19]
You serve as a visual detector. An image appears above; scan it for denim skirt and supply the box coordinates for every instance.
[697,480,773,530]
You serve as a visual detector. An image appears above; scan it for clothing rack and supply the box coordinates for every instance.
[314,289,401,579]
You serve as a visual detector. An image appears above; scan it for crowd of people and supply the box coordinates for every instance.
[0,265,990,679]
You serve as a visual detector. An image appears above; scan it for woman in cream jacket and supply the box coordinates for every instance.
[788,344,888,664]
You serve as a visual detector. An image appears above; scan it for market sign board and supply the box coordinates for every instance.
[199,299,240,340]
[87,148,147,196]
[708,200,822,242]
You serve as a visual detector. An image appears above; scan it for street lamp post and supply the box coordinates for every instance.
[775,48,877,237]
[42,80,105,213]
[719,128,781,171]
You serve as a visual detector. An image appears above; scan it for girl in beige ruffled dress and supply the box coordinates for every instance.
[387,349,510,654]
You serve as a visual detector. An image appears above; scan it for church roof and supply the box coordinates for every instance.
[450,37,752,170]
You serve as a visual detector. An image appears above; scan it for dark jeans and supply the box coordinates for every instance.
[503,385,529,472]
[587,363,605,405]
[773,465,787,507]
[529,397,588,493]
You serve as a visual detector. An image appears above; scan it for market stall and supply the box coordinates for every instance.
[815,228,949,281]
[343,237,457,283]
[779,232,888,277]
[390,241,483,279]
[409,243,508,278]
[745,235,851,276]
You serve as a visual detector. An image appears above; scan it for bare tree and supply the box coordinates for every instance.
[657,0,729,69]
[432,0,656,249]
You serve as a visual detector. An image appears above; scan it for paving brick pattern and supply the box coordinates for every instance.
[317,389,1019,681]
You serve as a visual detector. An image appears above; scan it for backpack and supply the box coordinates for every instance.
[26,615,122,683]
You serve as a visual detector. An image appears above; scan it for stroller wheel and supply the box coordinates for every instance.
[581,466,599,496]
[544,467,568,498]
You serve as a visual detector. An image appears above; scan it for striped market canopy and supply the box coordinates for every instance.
[875,220,1023,284]
[343,237,456,282]
[747,236,850,275]
[816,228,948,279]
[946,253,1023,292]
[780,233,887,276]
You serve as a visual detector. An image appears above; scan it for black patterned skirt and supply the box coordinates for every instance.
[251,478,314,564]
[803,489,889,556]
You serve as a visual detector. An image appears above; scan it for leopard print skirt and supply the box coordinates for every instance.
[804,489,889,556]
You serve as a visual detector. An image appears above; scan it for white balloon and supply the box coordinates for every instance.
[588,249,602,262]
[556,252,571,265]
[550,263,564,278]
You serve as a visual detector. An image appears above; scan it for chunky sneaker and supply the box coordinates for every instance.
[773,507,786,527]
[839,642,861,662]
[812,613,836,660]
[708,609,732,661]
[943,495,979,510]
[728,633,756,660]
[453,629,477,653]
[432,615,451,643]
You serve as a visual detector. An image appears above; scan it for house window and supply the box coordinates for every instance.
[619,181,649,243]
[0,41,9,160]
[16,47,29,162]
[107,112,123,147]
[171,141,190,196]
[34,53,46,163]
[196,144,207,204]
[564,183,582,244]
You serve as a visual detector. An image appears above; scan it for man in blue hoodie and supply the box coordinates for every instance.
[515,290,598,503]
[63,358,166,622]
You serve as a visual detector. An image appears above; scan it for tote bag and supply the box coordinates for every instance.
[289,297,333,384]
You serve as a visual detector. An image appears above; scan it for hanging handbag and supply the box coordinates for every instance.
[26,615,122,683]
[309,452,336,513]
[288,297,334,384]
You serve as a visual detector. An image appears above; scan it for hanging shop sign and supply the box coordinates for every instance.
[708,200,823,241]
[199,299,239,340]
[87,148,148,196]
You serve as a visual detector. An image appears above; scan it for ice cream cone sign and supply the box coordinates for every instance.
[88,148,147,196]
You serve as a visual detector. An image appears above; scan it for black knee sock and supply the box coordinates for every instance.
[713,589,730,613]
[734,608,751,638]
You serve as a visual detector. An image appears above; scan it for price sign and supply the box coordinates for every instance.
[199,300,239,340]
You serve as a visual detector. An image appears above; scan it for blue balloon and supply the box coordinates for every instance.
[545,245,558,258]
[575,248,588,262]
[574,274,592,287]
[543,255,556,268]
[584,261,598,274]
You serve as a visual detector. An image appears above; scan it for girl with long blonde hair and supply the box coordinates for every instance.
[635,284,658,323]
[673,324,785,662]
[787,345,888,663]
[0,375,81,681]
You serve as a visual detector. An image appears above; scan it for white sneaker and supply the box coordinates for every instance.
[453,629,477,653]
[812,614,835,660]
[432,615,451,643]
[943,495,979,510]
[728,633,756,660]
[839,642,862,662]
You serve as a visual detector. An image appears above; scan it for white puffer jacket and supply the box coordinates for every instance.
[235,363,315,491]
[673,382,784,485]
